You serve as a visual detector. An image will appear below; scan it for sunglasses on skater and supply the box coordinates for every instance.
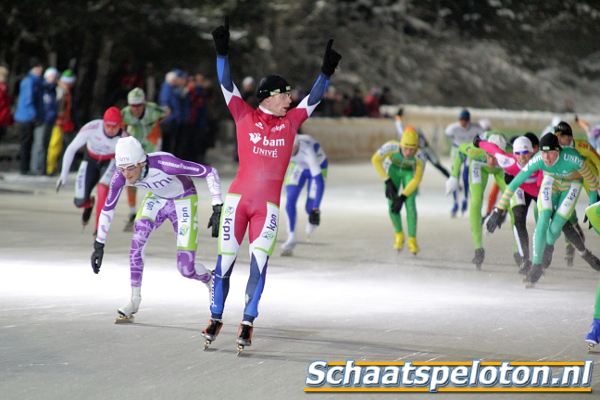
[271,91,292,99]
[514,150,530,155]
[118,164,138,172]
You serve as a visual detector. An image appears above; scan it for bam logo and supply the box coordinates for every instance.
[255,122,264,129]
[249,133,262,144]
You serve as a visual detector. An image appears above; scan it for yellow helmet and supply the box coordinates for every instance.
[400,127,419,149]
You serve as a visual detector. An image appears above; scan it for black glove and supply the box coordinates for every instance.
[384,178,398,200]
[472,135,482,148]
[583,214,593,230]
[309,209,321,226]
[575,114,579,123]
[207,204,222,238]
[486,207,506,234]
[321,39,342,76]
[396,108,404,117]
[391,194,407,214]
[504,172,514,185]
[91,241,105,274]
[211,16,230,56]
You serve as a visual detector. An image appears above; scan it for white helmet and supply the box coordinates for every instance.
[513,136,533,154]
[115,137,146,166]
[487,134,506,152]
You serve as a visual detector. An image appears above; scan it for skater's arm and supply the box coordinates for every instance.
[371,141,397,179]
[205,168,223,206]
[402,158,424,197]
[578,162,599,204]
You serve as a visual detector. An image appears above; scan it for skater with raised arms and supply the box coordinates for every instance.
[202,17,341,354]
[90,136,223,323]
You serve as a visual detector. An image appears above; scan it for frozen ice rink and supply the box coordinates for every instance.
[1,158,599,400]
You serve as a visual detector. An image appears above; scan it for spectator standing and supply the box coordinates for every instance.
[0,66,14,143]
[14,58,44,175]
[46,69,76,175]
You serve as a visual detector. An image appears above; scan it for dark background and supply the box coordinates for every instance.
[3,0,600,124]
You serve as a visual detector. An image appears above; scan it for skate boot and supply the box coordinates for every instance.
[394,232,405,251]
[451,203,458,218]
[513,252,523,268]
[236,321,254,355]
[461,199,468,215]
[202,318,223,349]
[580,249,600,272]
[541,244,554,269]
[305,222,317,239]
[585,318,600,353]
[472,248,485,270]
[82,196,95,226]
[407,237,419,255]
[123,213,136,232]
[116,286,142,323]
[280,232,297,257]
[518,259,532,281]
[525,264,544,288]
[565,244,575,267]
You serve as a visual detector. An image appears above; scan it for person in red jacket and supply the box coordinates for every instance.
[0,66,13,143]
[201,17,341,353]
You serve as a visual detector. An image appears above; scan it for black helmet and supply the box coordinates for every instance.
[256,75,291,102]
[539,132,561,151]
[554,121,573,137]
[524,132,539,147]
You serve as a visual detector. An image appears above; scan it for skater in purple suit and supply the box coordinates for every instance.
[91,136,223,323]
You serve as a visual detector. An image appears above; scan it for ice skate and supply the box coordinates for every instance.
[81,196,95,226]
[407,237,419,255]
[123,213,136,232]
[394,232,405,252]
[518,259,532,281]
[513,252,523,268]
[525,264,544,289]
[472,248,485,270]
[305,222,317,240]
[461,199,468,215]
[580,249,600,272]
[450,203,458,218]
[115,286,141,324]
[565,244,575,267]
[236,321,254,355]
[202,318,223,349]
[586,319,600,353]
[541,244,554,269]
[280,232,296,257]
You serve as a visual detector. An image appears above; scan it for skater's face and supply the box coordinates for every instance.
[541,150,560,166]
[486,153,497,168]
[400,146,417,158]
[459,118,469,128]
[119,162,144,183]
[515,150,533,167]
[129,103,146,119]
[262,92,292,117]
[104,123,121,137]
[556,134,572,147]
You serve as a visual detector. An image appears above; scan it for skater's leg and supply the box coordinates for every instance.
[387,169,404,248]
[461,161,469,212]
[512,203,530,262]
[95,161,116,233]
[211,194,246,319]
[468,163,487,251]
[281,174,305,251]
[242,202,280,323]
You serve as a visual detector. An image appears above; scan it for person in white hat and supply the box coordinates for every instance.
[120,87,171,231]
[91,136,223,323]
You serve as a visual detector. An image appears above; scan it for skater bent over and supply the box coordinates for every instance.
[203,17,341,352]
[372,127,423,253]
[280,134,328,256]
[487,134,599,288]
[91,136,223,322]
[445,132,507,269]
[56,107,127,235]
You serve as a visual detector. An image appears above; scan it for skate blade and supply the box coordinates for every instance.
[588,343,600,354]
[115,314,135,324]
[237,344,244,355]
[281,249,293,257]
[203,339,213,350]
[525,282,535,289]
